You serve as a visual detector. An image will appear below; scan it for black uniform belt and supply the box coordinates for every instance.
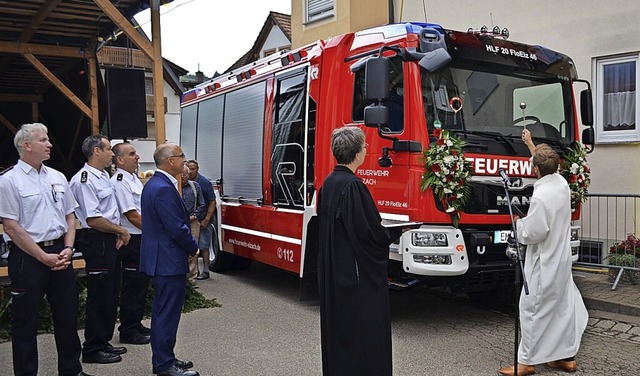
[8,236,63,249]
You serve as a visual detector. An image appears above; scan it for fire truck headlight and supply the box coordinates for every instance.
[413,254,452,265]
[411,232,448,247]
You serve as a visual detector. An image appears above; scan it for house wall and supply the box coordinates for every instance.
[291,0,388,47]
[261,26,291,58]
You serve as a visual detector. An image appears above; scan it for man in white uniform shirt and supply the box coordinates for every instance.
[70,135,131,365]
[0,123,91,376]
[111,143,150,345]
[498,144,588,376]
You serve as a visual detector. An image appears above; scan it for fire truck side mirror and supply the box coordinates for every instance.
[365,57,390,102]
[364,104,389,128]
[580,88,593,126]
[582,127,595,149]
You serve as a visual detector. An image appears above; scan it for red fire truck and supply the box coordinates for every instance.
[180,22,594,298]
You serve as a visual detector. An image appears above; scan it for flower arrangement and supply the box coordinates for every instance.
[420,128,472,227]
[559,142,590,212]
[609,234,640,259]
[606,234,640,283]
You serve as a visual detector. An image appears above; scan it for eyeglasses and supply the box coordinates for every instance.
[168,153,185,160]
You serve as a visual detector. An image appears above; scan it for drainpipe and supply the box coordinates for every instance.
[388,0,395,24]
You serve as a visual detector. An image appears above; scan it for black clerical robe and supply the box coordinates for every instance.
[318,165,401,376]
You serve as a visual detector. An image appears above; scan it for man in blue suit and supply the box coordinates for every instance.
[140,144,199,376]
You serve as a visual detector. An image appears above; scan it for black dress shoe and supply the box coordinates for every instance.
[137,324,151,335]
[152,359,194,374]
[104,344,127,354]
[78,372,94,376]
[82,350,122,364]
[175,359,194,369]
[120,331,150,344]
[157,365,199,376]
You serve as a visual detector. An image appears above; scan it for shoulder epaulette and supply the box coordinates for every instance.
[0,165,13,175]
[117,173,123,181]
[80,170,88,183]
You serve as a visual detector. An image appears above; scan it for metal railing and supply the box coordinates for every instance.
[577,193,640,290]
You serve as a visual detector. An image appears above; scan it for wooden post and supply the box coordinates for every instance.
[151,0,166,146]
[88,52,100,134]
[31,102,39,122]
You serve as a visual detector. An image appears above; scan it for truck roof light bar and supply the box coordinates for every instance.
[467,25,509,39]
[280,50,308,67]
[236,68,257,82]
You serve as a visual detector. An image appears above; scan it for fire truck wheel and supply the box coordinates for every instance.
[209,245,234,272]
[234,256,252,270]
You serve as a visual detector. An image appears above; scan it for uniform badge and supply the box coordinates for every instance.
[81,170,88,183]
[117,173,123,181]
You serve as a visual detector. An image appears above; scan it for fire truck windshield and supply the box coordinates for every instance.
[421,65,574,156]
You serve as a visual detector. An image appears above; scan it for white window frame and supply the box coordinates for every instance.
[594,54,639,144]
[305,0,335,24]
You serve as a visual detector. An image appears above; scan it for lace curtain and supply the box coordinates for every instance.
[603,61,636,130]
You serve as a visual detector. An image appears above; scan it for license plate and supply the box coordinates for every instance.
[494,230,511,244]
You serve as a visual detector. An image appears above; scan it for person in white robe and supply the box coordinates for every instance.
[498,144,588,376]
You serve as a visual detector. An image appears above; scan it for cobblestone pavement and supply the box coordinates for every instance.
[586,316,640,343]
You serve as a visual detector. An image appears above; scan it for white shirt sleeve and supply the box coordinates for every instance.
[0,175,20,221]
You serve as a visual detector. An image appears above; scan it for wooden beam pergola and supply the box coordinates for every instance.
[0,0,167,146]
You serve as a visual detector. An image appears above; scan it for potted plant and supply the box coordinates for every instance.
[606,234,640,283]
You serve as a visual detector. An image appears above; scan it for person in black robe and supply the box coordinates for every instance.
[318,126,402,376]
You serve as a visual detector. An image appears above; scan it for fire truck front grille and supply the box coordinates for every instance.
[464,182,533,215]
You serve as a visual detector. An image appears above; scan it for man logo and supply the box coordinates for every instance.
[509,178,523,188]
[497,195,530,206]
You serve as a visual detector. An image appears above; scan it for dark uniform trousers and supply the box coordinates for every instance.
[116,234,149,335]
[8,239,82,376]
[78,229,120,356]
[151,274,187,372]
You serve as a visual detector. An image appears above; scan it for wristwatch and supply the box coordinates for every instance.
[63,245,75,252]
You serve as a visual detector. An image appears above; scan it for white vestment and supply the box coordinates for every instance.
[515,173,588,365]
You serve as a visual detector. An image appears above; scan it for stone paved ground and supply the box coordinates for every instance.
[574,268,640,343]
[587,316,640,343]
[573,268,640,316]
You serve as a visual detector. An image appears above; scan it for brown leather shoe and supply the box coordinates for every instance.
[497,364,536,376]
[546,360,577,372]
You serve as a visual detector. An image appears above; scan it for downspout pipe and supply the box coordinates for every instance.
[388,0,395,24]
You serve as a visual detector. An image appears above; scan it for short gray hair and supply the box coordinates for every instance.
[81,134,107,159]
[14,123,48,157]
[153,143,178,166]
[331,126,365,165]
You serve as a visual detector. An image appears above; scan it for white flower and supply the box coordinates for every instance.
[446,206,456,213]
[570,163,579,174]
[444,188,452,194]
[446,140,453,147]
